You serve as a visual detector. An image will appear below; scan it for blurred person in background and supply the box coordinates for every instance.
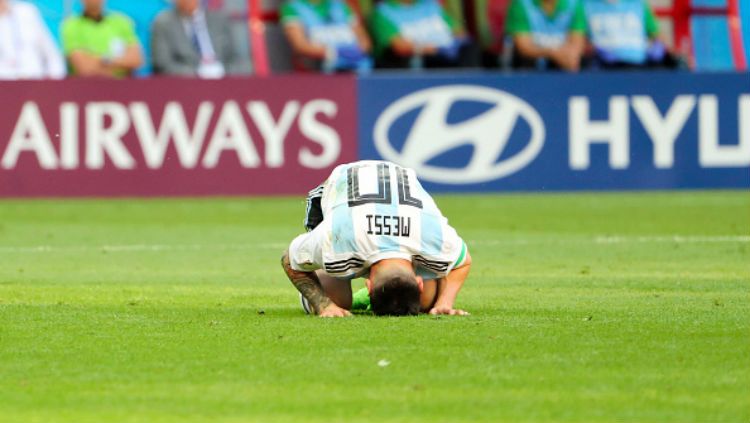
[281,0,372,74]
[61,0,143,78]
[0,0,66,79]
[582,0,677,68]
[505,0,586,71]
[371,0,478,69]
[151,0,244,78]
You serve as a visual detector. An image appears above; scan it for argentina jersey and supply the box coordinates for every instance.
[289,161,464,279]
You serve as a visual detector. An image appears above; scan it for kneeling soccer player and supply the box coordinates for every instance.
[281,160,471,317]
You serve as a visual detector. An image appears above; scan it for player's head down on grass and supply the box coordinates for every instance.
[367,259,421,316]
[284,161,471,317]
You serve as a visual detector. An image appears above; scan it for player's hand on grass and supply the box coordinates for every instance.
[318,304,352,318]
[428,305,470,316]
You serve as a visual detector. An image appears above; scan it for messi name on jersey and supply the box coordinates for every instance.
[365,214,411,237]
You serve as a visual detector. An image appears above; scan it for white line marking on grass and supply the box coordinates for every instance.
[0,242,288,254]
[470,235,750,246]
[593,235,750,244]
[0,236,747,254]
[98,243,288,252]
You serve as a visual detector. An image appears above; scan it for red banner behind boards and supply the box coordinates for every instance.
[0,76,357,197]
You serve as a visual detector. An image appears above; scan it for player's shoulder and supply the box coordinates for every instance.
[328,160,381,176]
[343,159,388,167]
[343,160,416,170]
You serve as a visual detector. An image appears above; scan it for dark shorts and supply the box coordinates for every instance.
[303,184,324,232]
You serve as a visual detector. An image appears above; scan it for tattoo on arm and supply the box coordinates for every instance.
[281,251,332,314]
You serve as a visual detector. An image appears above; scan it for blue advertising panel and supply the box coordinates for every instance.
[358,72,750,192]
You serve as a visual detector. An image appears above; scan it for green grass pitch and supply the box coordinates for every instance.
[0,191,748,422]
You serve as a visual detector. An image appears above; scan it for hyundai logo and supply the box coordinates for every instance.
[374,85,545,184]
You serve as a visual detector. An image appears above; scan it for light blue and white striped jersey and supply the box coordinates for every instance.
[289,161,465,279]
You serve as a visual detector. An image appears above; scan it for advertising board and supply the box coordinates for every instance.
[2,72,748,196]
[0,76,357,196]
[358,72,750,191]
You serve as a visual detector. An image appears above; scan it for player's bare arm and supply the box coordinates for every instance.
[430,250,472,316]
[281,250,351,318]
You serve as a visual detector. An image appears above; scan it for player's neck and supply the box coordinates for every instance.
[370,258,413,278]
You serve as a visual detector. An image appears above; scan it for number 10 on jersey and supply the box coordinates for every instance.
[347,163,423,209]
